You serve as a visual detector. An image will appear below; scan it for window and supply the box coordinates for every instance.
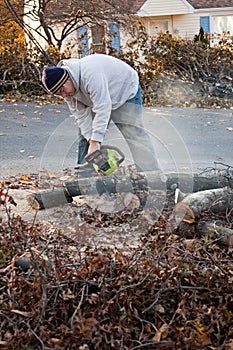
[77,25,89,57]
[77,23,120,56]
[200,16,210,33]
[212,15,233,35]
[91,25,105,53]
[109,23,120,53]
[149,20,169,36]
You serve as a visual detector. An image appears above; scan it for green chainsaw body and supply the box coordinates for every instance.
[85,145,125,175]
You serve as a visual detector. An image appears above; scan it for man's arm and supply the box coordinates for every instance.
[83,73,112,143]
[66,98,93,141]
[67,102,101,155]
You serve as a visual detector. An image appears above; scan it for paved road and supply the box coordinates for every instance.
[0,100,232,179]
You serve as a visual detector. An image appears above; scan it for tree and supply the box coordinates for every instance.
[4,0,139,53]
[0,0,27,82]
[194,26,209,48]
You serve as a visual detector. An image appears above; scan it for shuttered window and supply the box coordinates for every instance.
[77,23,120,55]
[77,25,89,57]
[200,16,210,32]
[109,23,120,53]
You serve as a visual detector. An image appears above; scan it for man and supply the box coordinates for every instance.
[42,54,159,172]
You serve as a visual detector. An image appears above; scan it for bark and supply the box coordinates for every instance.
[165,171,231,192]
[174,186,233,224]
[172,184,233,247]
[26,171,231,210]
[197,222,233,247]
[175,221,233,247]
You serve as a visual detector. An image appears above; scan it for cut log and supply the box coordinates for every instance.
[27,188,73,210]
[26,171,231,211]
[172,185,233,247]
[197,222,233,247]
[174,186,233,224]
[166,170,231,192]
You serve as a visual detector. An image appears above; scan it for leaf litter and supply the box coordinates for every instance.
[0,169,233,349]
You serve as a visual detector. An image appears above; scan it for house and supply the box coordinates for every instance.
[77,0,233,55]
[24,0,233,56]
[135,0,233,45]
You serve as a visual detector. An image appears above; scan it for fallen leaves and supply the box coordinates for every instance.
[0,189,17,206]
[20,175,32,182]
[1,174,233,349]
[152,323,169,342]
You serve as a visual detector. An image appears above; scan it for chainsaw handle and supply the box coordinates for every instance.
[101,145,125,164]
[85,149,102,163]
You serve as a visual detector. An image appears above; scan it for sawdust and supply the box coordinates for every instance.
[1,187,159,250]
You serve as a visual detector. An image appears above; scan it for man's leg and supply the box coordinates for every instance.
[77,135,89,164]
[111,102,160,172]
[75,134,95,177]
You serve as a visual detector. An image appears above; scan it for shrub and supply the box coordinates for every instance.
[0,23,232,107]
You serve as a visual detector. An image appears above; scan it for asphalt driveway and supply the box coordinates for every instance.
[0,100,232,179]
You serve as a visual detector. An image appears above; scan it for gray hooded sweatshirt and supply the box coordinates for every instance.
[57,54,139,143]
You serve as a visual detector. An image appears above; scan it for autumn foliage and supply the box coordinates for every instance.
[117,29,233,108]
[0,13,232,107]
[1,180,233,349]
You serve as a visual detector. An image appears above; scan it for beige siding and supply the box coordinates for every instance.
[173,13,200,38]
[139,14,199,38]
[138,0,193,16]
[173,9,233,38]
[141,8,233,40]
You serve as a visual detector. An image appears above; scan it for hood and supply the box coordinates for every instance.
[57,58,81,91]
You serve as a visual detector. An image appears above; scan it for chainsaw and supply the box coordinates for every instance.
[84,145,125,176]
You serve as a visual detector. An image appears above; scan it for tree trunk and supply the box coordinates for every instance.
[172,185,233,247]
[174,186,233,224]
[197,222,233,247]
[26,171,231,210]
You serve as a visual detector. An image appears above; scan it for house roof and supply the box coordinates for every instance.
[187,0,233,9]
[45,0,138,22]
[131,0,147,13]
[43,0,233,22]
[132,0,233,12]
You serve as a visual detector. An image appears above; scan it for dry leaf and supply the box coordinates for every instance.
[123,193,140,209]
[0,341,8,346]
[152,323,169,342]
[224,340,233,350]
[51,338,62,344]
[46,170,56,178]
[174,202,195,224]
[154,304,165,313]
[20,175,31,182]
[183,239,196,250]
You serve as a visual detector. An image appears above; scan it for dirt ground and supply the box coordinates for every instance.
[1,171,164,250]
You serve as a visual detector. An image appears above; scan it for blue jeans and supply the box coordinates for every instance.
[126,84,143,106]
[77,136,89,164]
